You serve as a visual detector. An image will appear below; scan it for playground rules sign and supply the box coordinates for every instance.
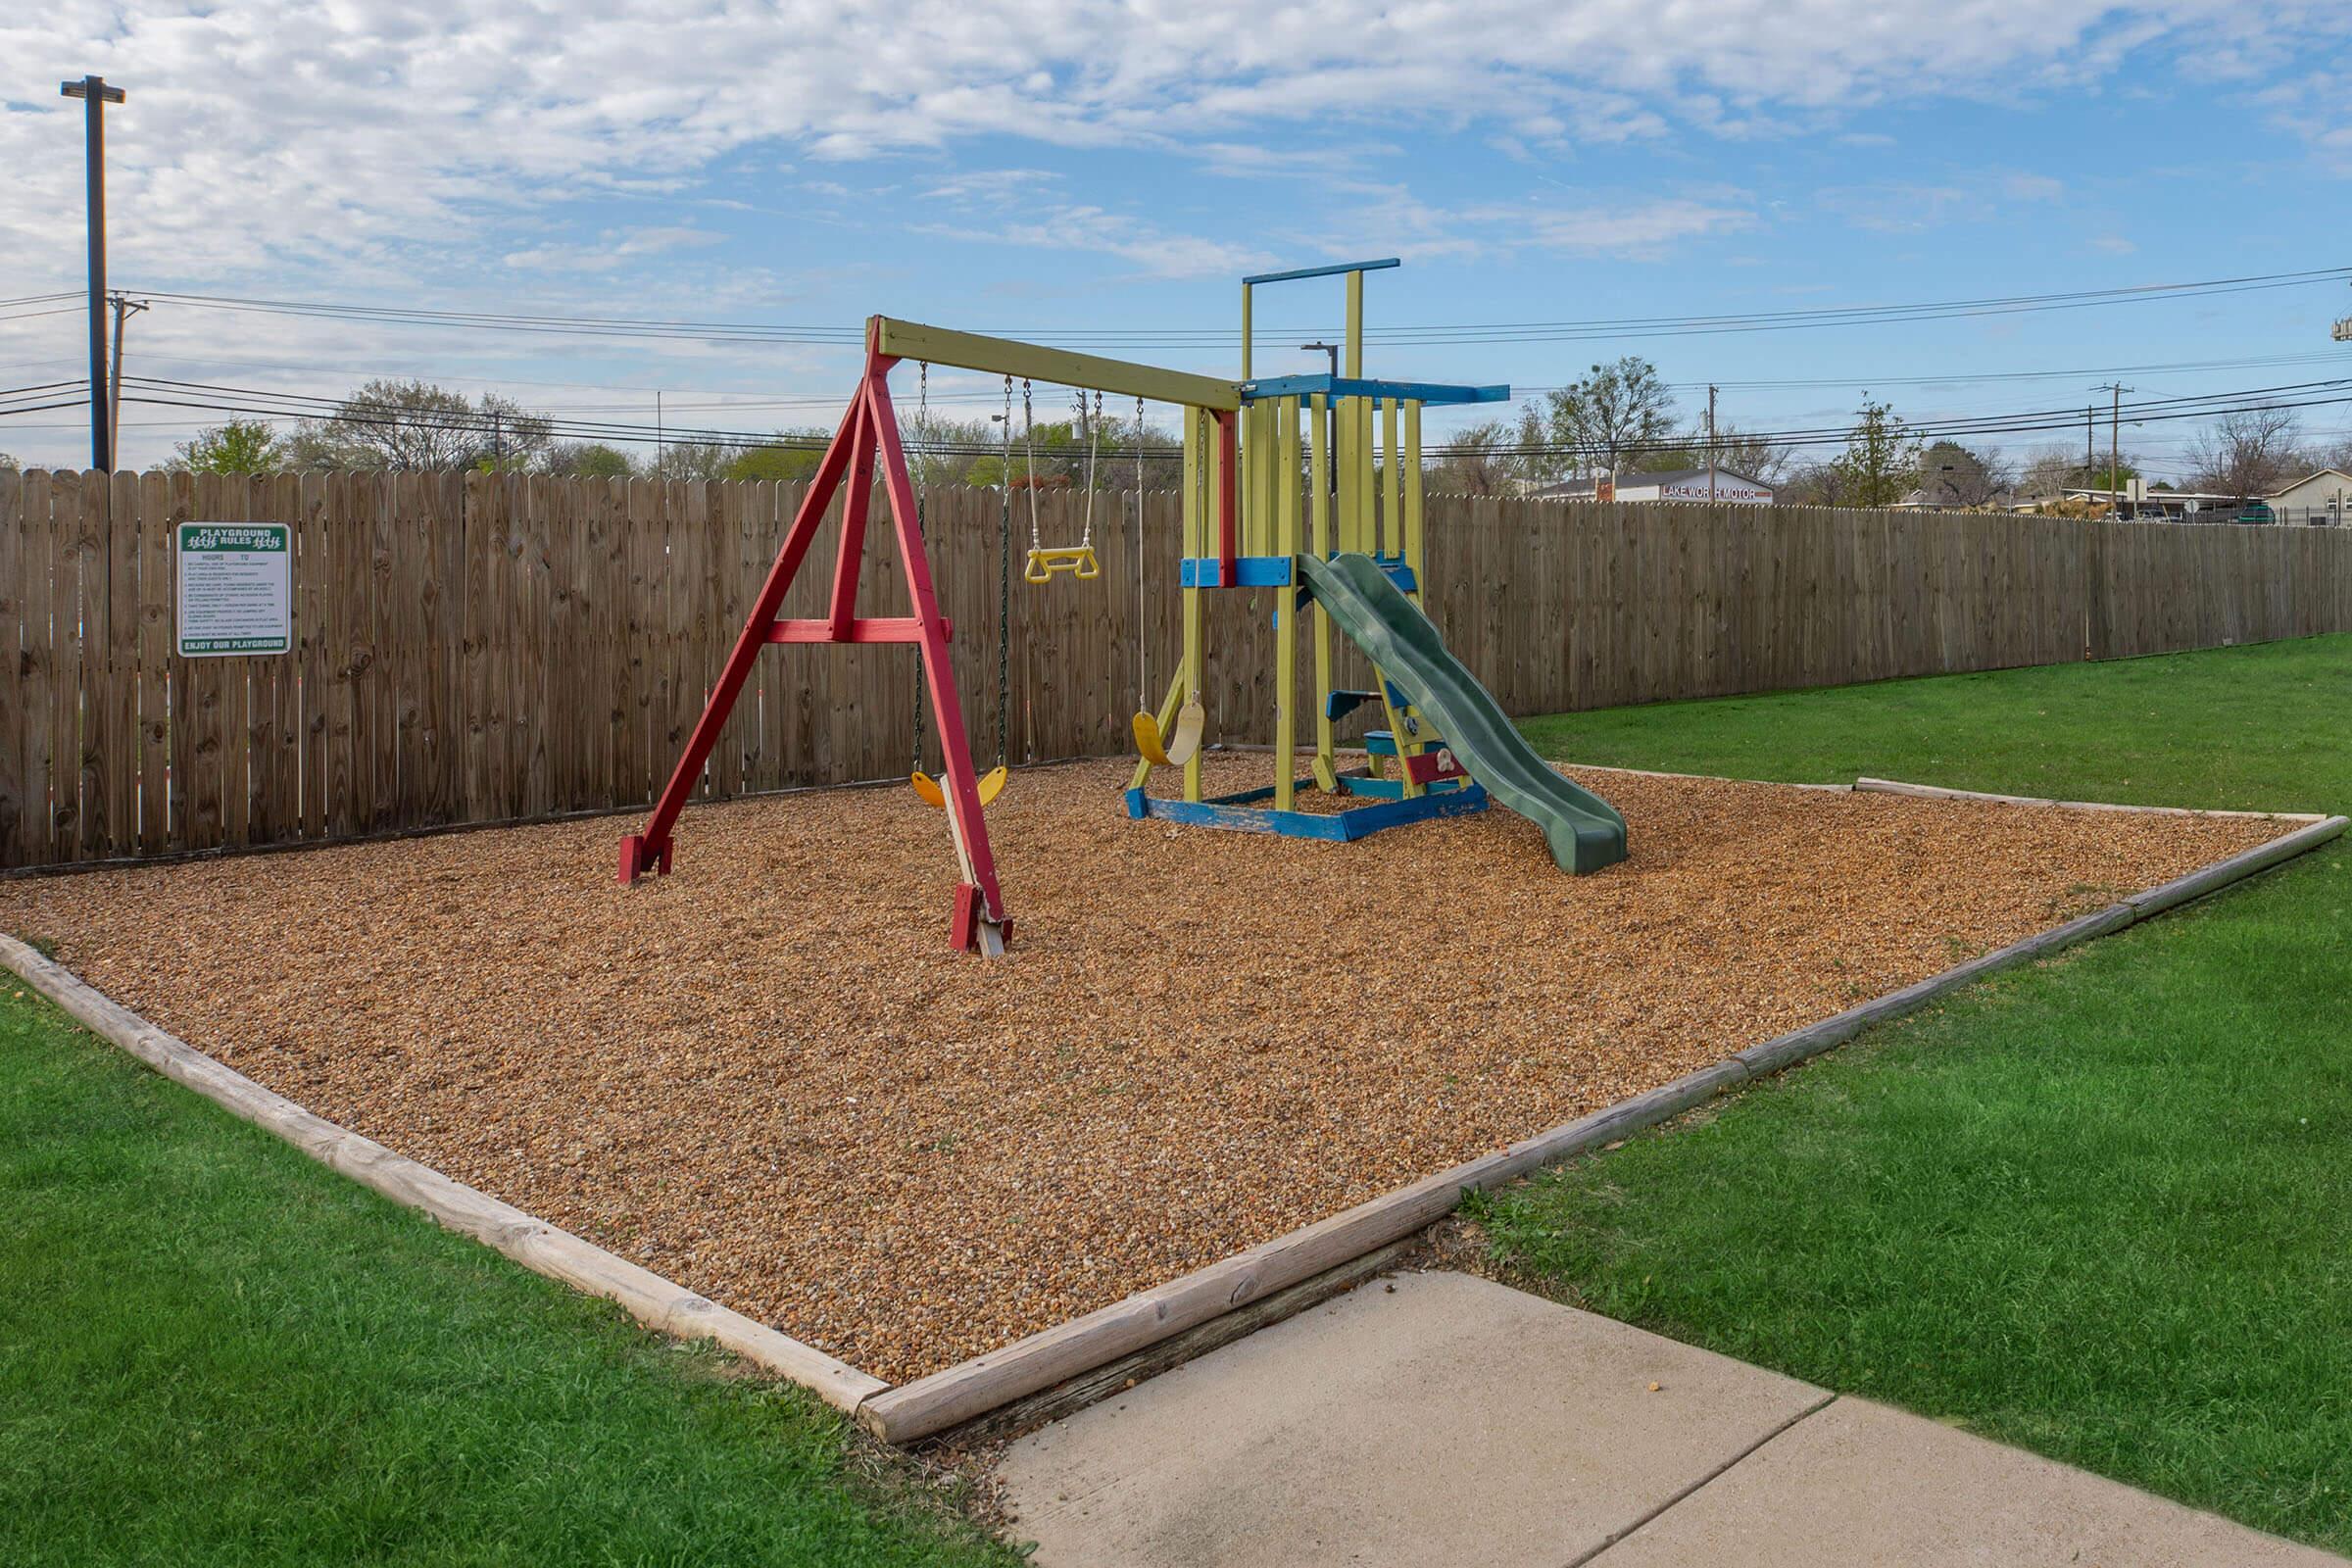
[175,521,293,657]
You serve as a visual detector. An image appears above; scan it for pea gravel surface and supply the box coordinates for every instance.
[0,760,2280,1384]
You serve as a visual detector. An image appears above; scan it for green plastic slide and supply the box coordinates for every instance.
[1298,551,1629,874]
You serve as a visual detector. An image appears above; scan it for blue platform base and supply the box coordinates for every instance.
[1124,772,1488,841]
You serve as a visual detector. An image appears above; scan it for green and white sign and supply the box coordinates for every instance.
[176,521,293,657]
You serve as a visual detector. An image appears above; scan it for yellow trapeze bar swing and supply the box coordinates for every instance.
[1020,384,1102,583]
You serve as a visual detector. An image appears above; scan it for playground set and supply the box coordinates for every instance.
[616,260,1629,954]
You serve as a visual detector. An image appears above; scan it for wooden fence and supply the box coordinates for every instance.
[6,466,2351,870]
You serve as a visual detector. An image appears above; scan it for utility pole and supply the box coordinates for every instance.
[2093,382,2132,518]
[107,292,147,466]
[1706,384,1719,503]
[2083,407,2094,498]
[61,74,126,471]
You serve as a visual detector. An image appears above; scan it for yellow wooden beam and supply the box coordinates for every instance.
[870,317,1241,412]
[1308,394,1336,784]
[1185,409,1210,802]
[1273,396,1300,811]
[1403,401,1425,584]
[1382,399,1401,562]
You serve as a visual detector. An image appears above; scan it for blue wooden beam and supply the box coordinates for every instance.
[1125,780,1490,839]
[1241,258,1401,286]
[1180,554,1297,588]
[1239,374,1510,407]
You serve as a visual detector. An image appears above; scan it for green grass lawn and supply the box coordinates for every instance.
[1485,634,2352,1551]
[0,987,1018,1568]
[1522,630,2352,811]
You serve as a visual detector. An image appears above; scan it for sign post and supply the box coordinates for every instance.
[175,521,292,657]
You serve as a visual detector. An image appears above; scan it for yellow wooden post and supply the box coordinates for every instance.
[1252,400,1275,558]
[1182,407,1206,803]
[1241,283,1253,380]
[1403,400,1426,586]
[1308,393,1336,786]
[1356,396,1376,554]
[1345,270,1363,378]
[1273,395,1300,809]
[1382,399,1401,562]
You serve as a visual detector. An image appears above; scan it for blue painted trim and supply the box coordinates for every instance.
[1239,375,1510,407]
[1124,785,1149,819]
[1181,555,1296,589]
[1325,688,1380,721]
[1128,781,1490,841]
[1241,258,1401,286]
[1340,773,1472,801]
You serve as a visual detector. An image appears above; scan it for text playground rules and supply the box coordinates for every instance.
[176,522,293,657]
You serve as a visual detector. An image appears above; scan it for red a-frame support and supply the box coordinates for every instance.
[617,346,1011,955]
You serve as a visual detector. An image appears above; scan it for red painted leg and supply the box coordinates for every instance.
[865,368,1012,952]
[618,385,864,885]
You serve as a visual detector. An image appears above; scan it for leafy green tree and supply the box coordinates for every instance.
[723,433,830,485]
[542,441,636,478]
[1827,398,1923,509]
[648,441,736,481]
[174,419,285,474]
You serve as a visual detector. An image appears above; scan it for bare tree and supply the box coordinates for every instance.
[1917,440,2015,509]
[288,379,552,471]
[1527,358,1678,480]
[1425,419,1514,495]
[2017,444,2082,502]
[2186,406,2303,499]
[1635,424,1790,485]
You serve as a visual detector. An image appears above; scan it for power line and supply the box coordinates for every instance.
[119,265,2352,351]
[55,369,2352,464]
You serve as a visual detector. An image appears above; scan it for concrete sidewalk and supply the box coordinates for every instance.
[995,1270,2340,1567]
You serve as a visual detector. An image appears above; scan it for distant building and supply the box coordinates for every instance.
[2012,484,2239,521]
[2267,467,2352,527]
[1529,466,1773,506]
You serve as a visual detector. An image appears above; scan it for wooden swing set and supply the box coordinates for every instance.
[616,314,1241,957]
[619,259,1617,957]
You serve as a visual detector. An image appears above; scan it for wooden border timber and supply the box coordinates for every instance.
[858,810,2348,1443]
[0,932,885,1415]
[1854,776,2329,823]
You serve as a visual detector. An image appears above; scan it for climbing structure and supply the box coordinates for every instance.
[618,260,1626,956]
[1125,259,1627,872]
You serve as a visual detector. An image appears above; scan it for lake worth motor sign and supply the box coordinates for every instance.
[176,522,293,657]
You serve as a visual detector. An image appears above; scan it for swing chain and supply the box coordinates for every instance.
[1134,395,1147,710]
[998,376,1012,769]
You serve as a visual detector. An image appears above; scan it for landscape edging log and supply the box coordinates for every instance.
[0,933,887,1415]
[859,810,2348,1444]
[1853,776,2329,823]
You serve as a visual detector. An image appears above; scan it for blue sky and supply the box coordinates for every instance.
[4,0,2350,476]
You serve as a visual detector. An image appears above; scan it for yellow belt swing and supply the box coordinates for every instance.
[1119,392,1203,768]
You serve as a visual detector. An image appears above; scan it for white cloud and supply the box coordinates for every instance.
[5,0,2346,293]
[915,205,1278,279]
[501,225,724,273]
